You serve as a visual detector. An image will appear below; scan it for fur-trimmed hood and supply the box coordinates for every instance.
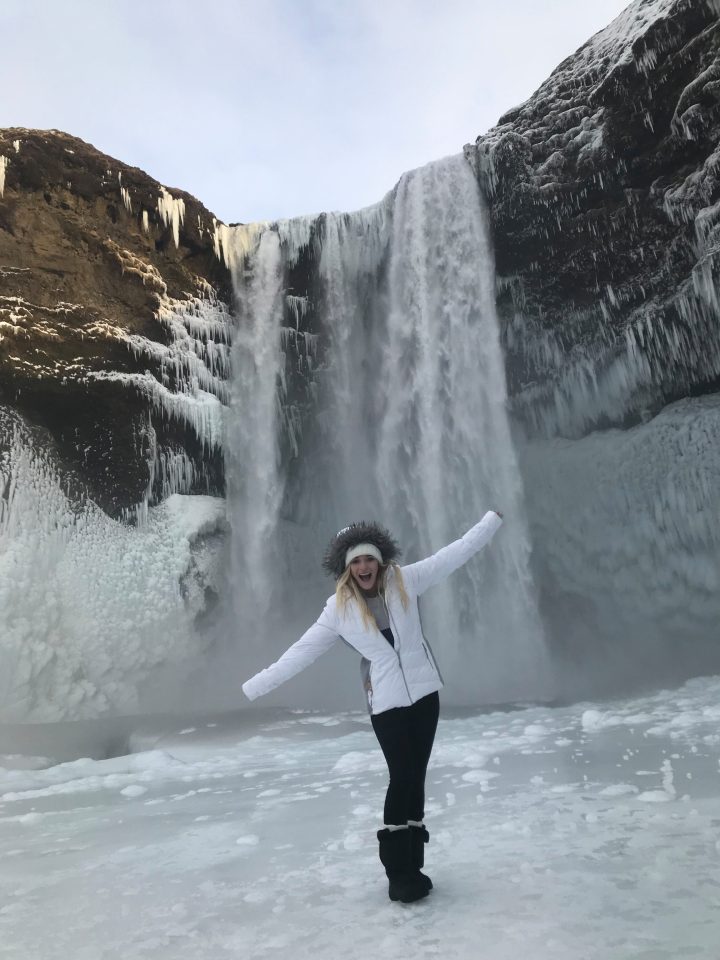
[322,522,401,578]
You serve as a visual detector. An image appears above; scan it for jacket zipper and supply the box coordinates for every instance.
[383,590,413,704]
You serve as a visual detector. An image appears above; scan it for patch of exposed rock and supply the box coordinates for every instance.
[0,129,232,515]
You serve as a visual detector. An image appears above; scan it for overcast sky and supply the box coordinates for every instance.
[2,0,631,223]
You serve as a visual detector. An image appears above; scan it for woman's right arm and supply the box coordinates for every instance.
[242,603,340,701]
[401,511,503,596]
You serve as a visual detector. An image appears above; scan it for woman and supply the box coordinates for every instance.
[242,510,503,903]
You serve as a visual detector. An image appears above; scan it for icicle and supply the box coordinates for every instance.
[286,295,309,330]
[157,187,185,248]
[0,156,9,197]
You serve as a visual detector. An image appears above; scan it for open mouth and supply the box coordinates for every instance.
[358,573,374,585]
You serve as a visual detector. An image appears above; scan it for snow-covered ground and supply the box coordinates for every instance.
[2,676,720,960]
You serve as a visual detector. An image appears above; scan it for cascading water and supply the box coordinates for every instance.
[226,154,550,704]
[224,227,286,624]
[373,156,547,700]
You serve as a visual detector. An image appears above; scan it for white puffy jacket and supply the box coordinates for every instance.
[242,511,503,715]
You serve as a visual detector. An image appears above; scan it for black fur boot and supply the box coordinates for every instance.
[377,828,429,903]
[408,824,433,891]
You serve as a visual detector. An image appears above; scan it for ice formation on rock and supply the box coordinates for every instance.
[157,187,185,248]
[83,282,231,470]
[0,410,225,722]
[466,0,720,442]
[0,155,8,197]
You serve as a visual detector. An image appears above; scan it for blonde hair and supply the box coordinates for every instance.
[335,562,409,628]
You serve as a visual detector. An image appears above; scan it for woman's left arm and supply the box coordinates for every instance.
[401,511,503,596]
[242,602,340,701]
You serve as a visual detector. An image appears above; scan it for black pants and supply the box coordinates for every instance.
[371,691,440,825]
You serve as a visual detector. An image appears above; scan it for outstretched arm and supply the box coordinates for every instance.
[242,606,340,701]
[401,511,503,596]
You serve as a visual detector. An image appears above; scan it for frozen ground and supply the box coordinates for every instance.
[2,677,720,960]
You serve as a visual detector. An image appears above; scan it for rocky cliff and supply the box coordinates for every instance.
[0,129,232,516]
[0,131,233,721]
[467,0,720,438]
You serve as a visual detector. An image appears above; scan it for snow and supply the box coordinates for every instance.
[2,674,720,959]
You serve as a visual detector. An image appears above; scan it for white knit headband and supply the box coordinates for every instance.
[345,543,383,568]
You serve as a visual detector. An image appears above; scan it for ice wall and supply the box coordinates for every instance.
[0,411,225,722]
[0,281,233,721]
[520,395,720,695]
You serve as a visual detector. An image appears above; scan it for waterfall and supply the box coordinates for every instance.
[226,154,550,703]
[224,227,286,624]
[374,155,547,700]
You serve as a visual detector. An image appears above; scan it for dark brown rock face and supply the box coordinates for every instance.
[466,0,720,439]
[0,129,232,515]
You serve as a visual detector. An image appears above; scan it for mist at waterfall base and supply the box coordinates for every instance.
[211,153,550,715]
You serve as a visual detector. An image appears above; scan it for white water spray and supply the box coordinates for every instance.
[224,228,286,622]
[373,156,546,699]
